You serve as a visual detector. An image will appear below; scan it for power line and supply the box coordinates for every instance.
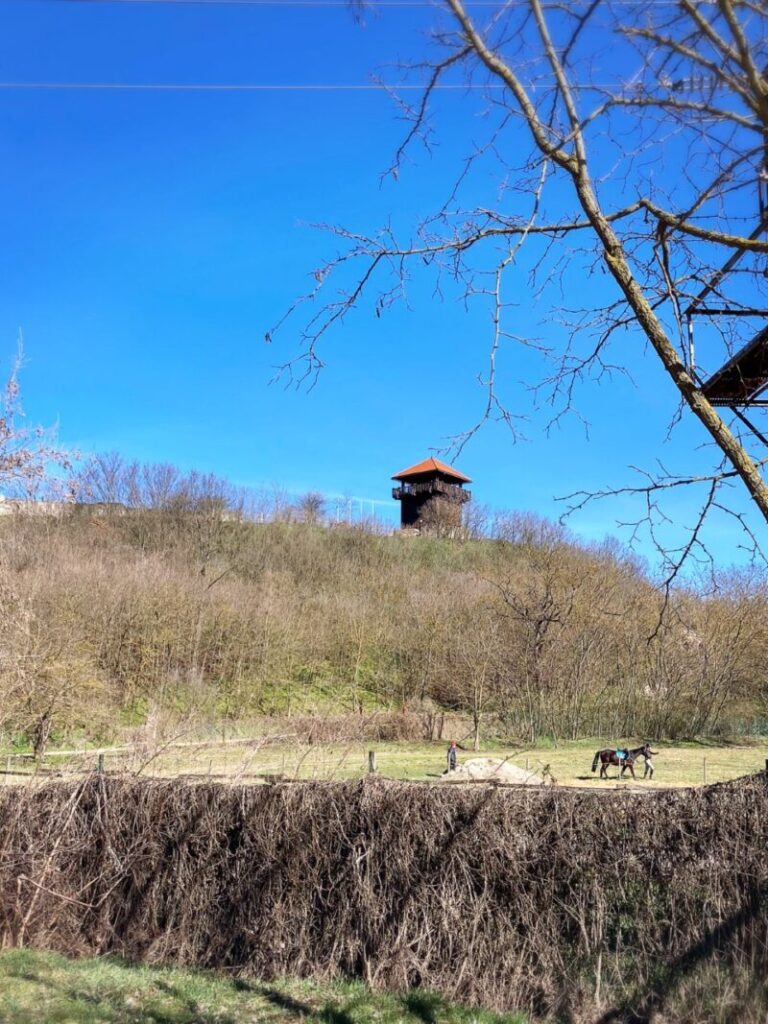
[0,76,648,90]
[0,81,503,89]
[0,79,631,89]
[1,0,686,6]
[4,1,535,5]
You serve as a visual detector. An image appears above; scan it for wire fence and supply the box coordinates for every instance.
[3,736,765,790]
[0,738,450,785]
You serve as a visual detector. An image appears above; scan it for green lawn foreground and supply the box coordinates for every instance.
[0,949,526,1024]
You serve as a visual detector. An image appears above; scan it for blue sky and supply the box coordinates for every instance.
[0,0,762,565]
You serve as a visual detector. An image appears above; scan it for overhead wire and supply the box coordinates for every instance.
[0,0,712,90]
[0,79,646,89]
[2,0,685,6]
[0,81,516,90]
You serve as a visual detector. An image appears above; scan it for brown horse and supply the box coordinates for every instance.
[591,743,654,780]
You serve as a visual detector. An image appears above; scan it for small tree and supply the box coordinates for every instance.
[0,351,80,755]
[295,491,326,525]
[0,350,73,498]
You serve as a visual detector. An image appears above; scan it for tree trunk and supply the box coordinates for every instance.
[32,711,52,764]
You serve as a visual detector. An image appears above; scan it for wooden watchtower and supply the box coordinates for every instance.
[391,457,472,535]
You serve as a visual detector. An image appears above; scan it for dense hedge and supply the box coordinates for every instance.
[1,775,768,1021]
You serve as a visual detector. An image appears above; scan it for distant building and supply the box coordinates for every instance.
[0,497,67,518]
[391,457,472,536]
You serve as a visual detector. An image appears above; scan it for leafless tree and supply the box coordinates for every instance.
[0,352,85,757]
[0,349,73,499]
[295,491,327,525]
[275,0,768,575]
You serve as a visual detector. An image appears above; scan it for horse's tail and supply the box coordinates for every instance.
[591,750,600,773]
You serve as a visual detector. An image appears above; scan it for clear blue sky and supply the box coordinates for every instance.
[0,0,760,566]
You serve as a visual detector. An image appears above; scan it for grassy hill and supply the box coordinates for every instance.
[1,490,766,755]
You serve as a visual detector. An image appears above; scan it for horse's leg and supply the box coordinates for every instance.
[628,762,636,780]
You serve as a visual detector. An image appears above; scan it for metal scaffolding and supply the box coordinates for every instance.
[683,159,768,444]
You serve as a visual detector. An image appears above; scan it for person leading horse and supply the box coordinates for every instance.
[591,743,657,780]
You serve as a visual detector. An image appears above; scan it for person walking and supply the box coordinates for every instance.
[447,741,458,772]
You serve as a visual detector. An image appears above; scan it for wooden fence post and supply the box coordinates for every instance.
[97,753,105,775]
[702,757,707,785]
[368,750,377,774]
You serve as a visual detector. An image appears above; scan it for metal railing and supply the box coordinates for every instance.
[392,481,471,501]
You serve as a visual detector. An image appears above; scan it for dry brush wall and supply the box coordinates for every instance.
[1,775,768,1020]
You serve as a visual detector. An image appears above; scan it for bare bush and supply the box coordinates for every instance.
[0,491,764,749]
[1,774,767,1021]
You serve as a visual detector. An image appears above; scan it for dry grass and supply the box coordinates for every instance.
[3,507,767,756]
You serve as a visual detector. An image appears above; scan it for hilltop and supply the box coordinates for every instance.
[1,469,765,760]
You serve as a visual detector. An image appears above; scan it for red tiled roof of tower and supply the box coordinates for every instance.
[391,457,472,484]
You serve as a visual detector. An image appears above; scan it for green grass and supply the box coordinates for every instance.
[514,736,768,787]
[129,736,768,789]
[5,737,767,790]
[0,949,526,1024]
